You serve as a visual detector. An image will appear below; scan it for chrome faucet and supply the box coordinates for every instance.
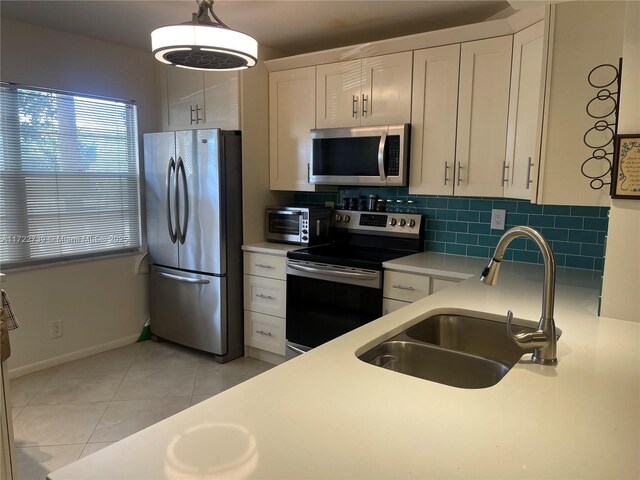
[480,226,558,366]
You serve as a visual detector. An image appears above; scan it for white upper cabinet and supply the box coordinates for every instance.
[316,52,412,128]
[455,36,513,197]
[409,44,460,195]
[269,66,318,191]
[159,65,240,131]
[504,22,545,200]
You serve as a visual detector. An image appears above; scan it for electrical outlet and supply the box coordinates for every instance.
[50,320,63,338]
[491,209,506,230]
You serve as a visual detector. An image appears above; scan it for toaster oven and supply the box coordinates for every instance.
[265,206,332,245]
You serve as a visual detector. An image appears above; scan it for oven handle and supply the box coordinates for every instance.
[288,263,378,280]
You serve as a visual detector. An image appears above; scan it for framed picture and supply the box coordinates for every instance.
[611,134,640,199]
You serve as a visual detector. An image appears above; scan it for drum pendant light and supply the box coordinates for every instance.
[151,0,257,71]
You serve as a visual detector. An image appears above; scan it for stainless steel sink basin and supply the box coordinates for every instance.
[359,313,550,389]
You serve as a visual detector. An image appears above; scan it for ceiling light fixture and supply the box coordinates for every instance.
[151,0,257,71]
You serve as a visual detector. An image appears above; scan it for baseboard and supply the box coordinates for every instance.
[8,334,140,379]
[245,346,286,366]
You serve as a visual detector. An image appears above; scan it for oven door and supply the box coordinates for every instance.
[286,260,383,351]
[265,209,303,244]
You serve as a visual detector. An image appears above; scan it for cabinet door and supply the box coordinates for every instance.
[316,60,362,128]
[166,67,204,129]
[203,71,240,130]
[455,36,512,197]
[504,22,544,200]
[269,67,317,191]
[361,52,413,126]
[382,298,411,315]
[409,45,460,195]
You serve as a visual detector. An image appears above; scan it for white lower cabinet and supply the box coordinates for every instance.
[243,252,287,360]
[383,269,463,312]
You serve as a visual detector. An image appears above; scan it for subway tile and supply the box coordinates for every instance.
[426,241,446,253]
[516,202,543,214]
[508,238,527,250]
[466,245,490,259]
[435,209,457,220]
[479,212,492,223]
[552,241,581,255]
[469,199,493,211]
[447,221,468,233]
[566,255,595,270]
[457,211,479,223]
[555,216,584,229]
[490,228,507,236]
[478,235,500,248]
[554,253,567,267]
[569,230,598,243]
[594,257,604,271]
[581,243,604,257]
[425,230,436,241]
[447,198,470,210]
[570,206,601,217]
[428,219,448,231]
[542,205,571,216]
[436,231,457,243]
[456,233,478,245]
[584,217,608,231]
[505,213,528,226]
[445,243,467,255]
[493,200,518,211]
[420,208,437,219]
[469,222,491,235]
[525,239,539,251]
[396,187,410,197]
[599,207,610,218]
[540,228,569,241]
[513,250,540,264]
[597,231,607,245]
[502,250,514,261]
[528,215,556,228]
[428,197,448,209]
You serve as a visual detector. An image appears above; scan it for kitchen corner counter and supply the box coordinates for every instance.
[242,242,301,256]
[49,263,640,480]
[383,251,489,279]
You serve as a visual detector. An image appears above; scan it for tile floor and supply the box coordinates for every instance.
[9,340,273,480]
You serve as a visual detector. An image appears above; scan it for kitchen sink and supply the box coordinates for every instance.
[358,313,554,389]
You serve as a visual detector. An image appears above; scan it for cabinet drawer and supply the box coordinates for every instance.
[244,310,285,355]
[383,270,431,302]
[431,277,461,294]
[383,298,411,315]
[243,275,286,317]
[244,252,286,280]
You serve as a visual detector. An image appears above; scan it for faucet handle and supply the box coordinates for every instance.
[506,309,549,351]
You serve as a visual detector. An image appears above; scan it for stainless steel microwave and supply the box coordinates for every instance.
[265,206,332,245]
[309,124,410,186]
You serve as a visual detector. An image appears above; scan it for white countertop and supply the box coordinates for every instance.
[50,262,640,479]
[242,242,302,256]
[383,251,489,279]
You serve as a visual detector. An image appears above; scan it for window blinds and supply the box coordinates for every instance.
[0,83,142,269]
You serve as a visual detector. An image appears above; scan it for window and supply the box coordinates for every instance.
[0,83,142,269]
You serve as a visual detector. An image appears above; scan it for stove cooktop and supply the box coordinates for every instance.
[287,243,411,271]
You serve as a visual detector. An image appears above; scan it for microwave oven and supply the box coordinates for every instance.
[309,124,410,186]
[265,206,332,245]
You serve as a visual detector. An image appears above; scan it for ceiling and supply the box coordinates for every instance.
[0,1,513,57]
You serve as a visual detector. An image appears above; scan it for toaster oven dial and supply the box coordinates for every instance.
[302,229,308,234]
[399,219,407,227]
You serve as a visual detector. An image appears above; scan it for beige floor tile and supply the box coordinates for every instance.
[9,368,58,407]
[89,397,191,443]
[129,341,203,371]
[54,343,141,375]
[13,403,108,447]
[15,444,84,480]
[12,406,24,419]
[113,367,197,401]
[190,395,213,406]
[79,442,115,459]
[192,364,262,396]
[29,371,125,406]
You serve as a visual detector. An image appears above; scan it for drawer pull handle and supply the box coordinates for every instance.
[392,285,415,291]
[256,293,275,300]
[254,263,274,269]
[256,330,273,336]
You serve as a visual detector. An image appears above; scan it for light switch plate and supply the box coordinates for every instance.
[491,209,506,230]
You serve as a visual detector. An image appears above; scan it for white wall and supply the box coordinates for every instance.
[600,1,640,322]
[1,18,156,375]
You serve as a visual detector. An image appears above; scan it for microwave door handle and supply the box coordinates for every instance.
[267,210,303,216]
[378,131,388,182]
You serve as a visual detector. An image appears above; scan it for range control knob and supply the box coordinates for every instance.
[302,229,308,234]
[344,215,351,223]
[335,214,343,223]
[409,219,416,228]
[389,218,398,226]
[399,219,407,227]
[302,236,308,241]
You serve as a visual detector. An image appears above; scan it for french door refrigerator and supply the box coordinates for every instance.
[144,129,243,363]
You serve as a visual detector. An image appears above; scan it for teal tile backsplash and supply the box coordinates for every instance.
[295,187,609,271]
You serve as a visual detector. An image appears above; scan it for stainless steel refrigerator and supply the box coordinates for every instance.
[143,129,243,363]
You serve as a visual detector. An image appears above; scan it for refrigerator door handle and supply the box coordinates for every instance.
[166,157,177,244]
[157,271,210,285]
[176,157,189,245]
